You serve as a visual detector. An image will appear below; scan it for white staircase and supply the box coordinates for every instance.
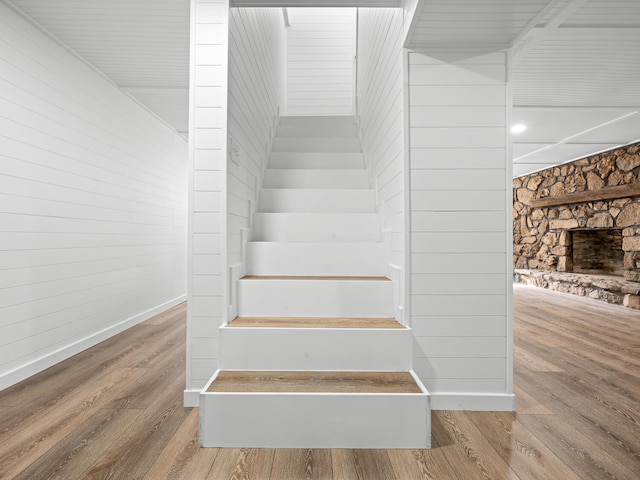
[200,115,430,448]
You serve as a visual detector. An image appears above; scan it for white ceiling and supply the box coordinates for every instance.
[7,0,191,135]
[407,0,640,176]
[5,0,640,176]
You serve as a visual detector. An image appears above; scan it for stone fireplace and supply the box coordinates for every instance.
[513,142,640,309]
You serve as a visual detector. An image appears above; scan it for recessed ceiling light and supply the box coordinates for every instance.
[511,124,527,134]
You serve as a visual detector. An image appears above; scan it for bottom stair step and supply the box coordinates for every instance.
[200,370,431,448]
[207,371,422,393]
[227,316,404,329]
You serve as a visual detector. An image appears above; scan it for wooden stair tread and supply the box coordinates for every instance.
[228,316,404,329]
[207,371,422,394]
[241,275,390,281]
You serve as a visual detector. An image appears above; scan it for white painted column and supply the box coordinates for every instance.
[407,50,515,411]
[185,0,229,406]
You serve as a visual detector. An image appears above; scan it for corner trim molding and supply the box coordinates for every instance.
[0,295,187,392]
[184,389,201,407]
[430,393,517,411]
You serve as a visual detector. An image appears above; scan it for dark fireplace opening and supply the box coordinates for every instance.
[572,229,624,276]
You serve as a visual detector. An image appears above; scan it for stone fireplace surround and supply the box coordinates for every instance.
[513,142,640,310]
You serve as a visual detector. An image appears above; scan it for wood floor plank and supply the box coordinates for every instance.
[330,448,361,479]
[143,409,219,480]
[271,448,333,480]
[120,320,186,369]
[228,316,404,329]
[465,411,581,480]
[9,408,140,480]
[242,275,390,281]
[515,334,640,417]
[0,367,146,478]
[80,374,189,479]
[436,411,522,480]
[513,385,553,415]
[205,448,275,480]
[516,312,640,375]
[330,449,395,480]
[513,346,563,372]
[104,342,185,409]
[387,448,460,480]
[0,364,136,446]
[206,371,422,393]
[518,412,640,480]
[515,368,640,475]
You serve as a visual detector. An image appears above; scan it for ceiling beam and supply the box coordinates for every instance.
[513,0,588,63]
[513,111,639,162]
[510,0,564,48]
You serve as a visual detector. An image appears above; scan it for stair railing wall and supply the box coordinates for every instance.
[354,8,407,325]
[226,8,286,322]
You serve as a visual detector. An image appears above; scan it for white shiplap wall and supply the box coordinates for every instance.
[356,8,405,320]
[408,50,514,410]
[228,7,285,295]
[187,0,229,401]
[0,3,188,391]
[186,1,286,404]
[286,8,356,116]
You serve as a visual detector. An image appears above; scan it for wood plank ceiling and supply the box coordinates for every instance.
[8,0,191,136]
[6,0,640,175]
[406,0,640,176]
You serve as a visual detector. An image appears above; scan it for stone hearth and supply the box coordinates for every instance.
[515,269,640,309]
[513,142,640,309]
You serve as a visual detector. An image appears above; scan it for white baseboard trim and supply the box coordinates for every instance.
[184,389,201,407]
[0,295,187,392]
[430,393,517,411]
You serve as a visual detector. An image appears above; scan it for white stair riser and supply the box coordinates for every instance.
[252,213,381,242]
[247,242,385,276]
[269,152,364,170]
[200,391,430,448]
[263,169,369,189]
[220,327,411,371]
[272,137,361,153]
[278,115,356,126]
[238,279,394,317]
[276,124,358,138]
[258,189,375,213]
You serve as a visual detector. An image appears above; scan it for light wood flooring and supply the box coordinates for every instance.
[228,316,404,328]
[206,371,422,393]
[1,285,639,479]
[241,276,391,281]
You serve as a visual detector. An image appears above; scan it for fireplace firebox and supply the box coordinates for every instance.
[571,229,624,276]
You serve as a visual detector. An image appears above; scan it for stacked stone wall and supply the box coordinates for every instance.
[513,142,640,308]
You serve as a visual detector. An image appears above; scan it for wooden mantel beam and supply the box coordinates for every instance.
[530,183,640,208]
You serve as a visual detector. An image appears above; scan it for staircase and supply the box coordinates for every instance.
[200,116,430,448]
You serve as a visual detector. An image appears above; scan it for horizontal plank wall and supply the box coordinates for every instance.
[356,8,405,321]
[0,3,188,391]
[408,50,514,410]
[186,1,285,405]
[286,7,356,116]
[187,0,229,404]
[228,7,285,314]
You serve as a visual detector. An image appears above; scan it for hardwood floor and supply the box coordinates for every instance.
[206,371,422,393]
[228,316,404,328]
[1,285,639,479]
